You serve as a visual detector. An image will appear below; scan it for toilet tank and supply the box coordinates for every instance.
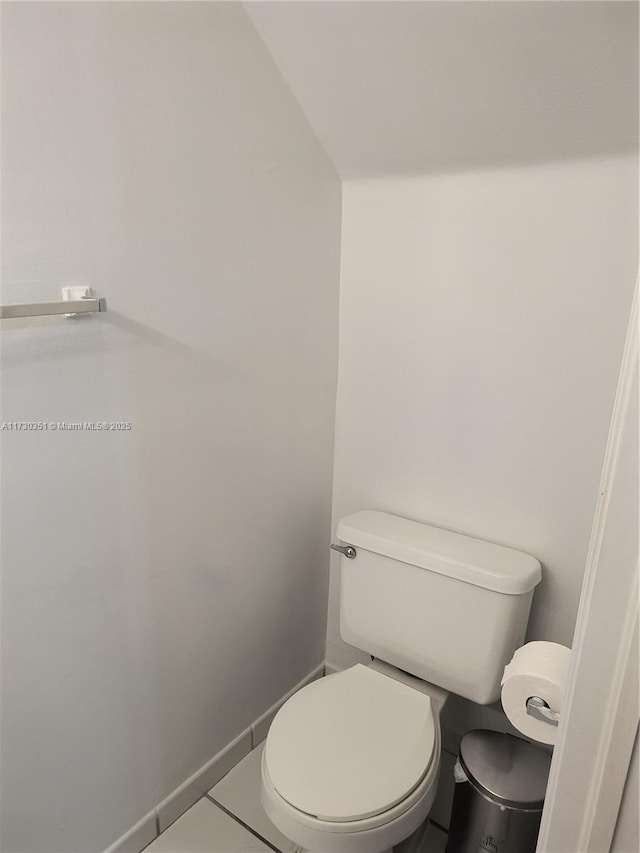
[336,511,541,705]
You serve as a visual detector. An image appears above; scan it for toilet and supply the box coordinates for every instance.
[260,511,542,853]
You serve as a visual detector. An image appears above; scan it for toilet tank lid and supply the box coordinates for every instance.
[336,511,541,595]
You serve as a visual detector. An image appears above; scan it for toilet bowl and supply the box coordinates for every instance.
[260,663,444,853]
[260,510,541,853]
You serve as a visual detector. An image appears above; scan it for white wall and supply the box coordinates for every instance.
[0,4,340,851]
[327,157,637,683]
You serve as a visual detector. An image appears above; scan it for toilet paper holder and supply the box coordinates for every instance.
[526,696,560,727]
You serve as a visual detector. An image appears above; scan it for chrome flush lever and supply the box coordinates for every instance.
[331,543,357,559]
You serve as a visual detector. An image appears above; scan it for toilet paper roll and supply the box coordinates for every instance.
[501,641,571,745]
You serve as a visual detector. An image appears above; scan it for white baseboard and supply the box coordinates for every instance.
[103,661,325,853]
[156,727,253,834]
[103,811,157,853]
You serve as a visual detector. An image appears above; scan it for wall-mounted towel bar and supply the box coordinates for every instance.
[0,286,107,320]
[0,298,107,320]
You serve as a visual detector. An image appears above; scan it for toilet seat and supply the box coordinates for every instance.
[261,743,437,835]
[264,664,436,823]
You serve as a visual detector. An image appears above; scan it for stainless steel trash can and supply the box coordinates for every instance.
[445,730,552,853]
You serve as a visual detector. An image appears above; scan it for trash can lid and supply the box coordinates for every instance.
[459,730,552,810]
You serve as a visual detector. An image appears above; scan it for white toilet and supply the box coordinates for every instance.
[260,511,542,853]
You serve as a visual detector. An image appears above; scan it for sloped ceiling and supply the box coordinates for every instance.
[244,1,638,179]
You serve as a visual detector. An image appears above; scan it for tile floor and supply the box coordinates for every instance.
[144,742,448,853]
